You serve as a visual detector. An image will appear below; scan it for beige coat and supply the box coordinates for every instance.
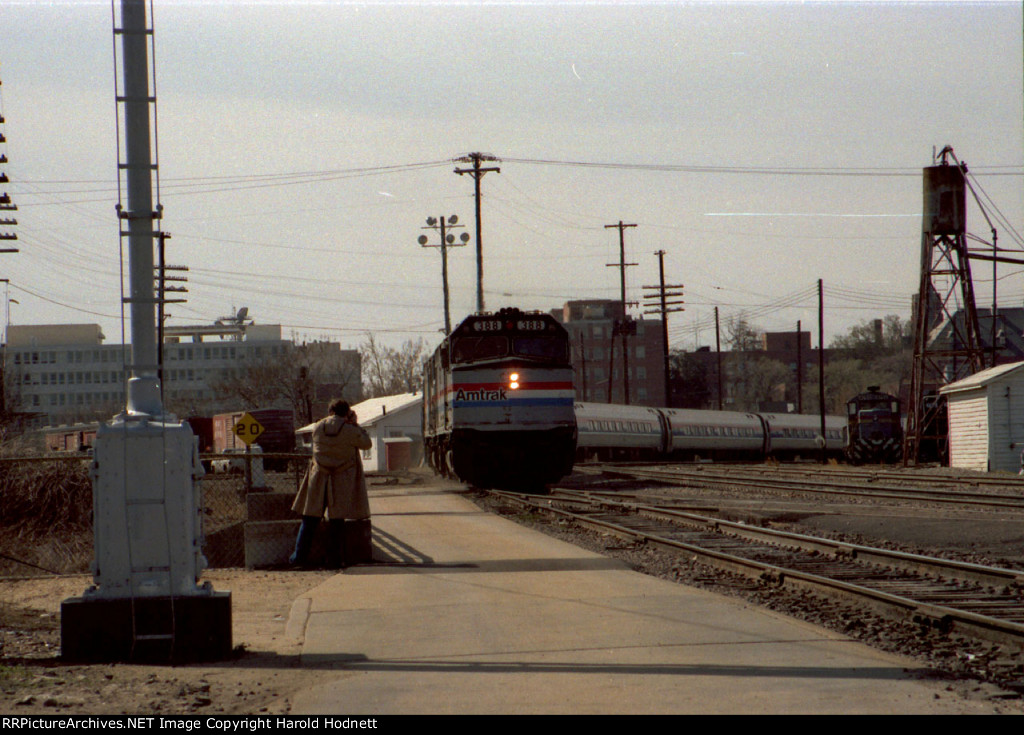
[291,415,373,520]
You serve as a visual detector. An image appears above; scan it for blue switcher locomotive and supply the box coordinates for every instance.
[844,386,903,464]
[422,308,577,490]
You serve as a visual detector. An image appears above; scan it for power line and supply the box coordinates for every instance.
[502,157,1024,177]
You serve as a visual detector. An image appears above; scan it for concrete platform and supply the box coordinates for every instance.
[286,479,997,714]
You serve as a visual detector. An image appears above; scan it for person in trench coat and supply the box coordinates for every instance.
[290,399,372,567]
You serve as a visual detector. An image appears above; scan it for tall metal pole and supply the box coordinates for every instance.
[119,0,161,416]
[64,0,232,663]
[455,153,500,314]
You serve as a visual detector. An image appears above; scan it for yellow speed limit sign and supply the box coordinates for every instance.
[232,412,265,446]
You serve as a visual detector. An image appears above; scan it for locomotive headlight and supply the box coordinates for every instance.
[509,372,520,390]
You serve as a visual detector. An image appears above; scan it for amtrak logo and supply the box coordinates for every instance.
[455,388,508,401]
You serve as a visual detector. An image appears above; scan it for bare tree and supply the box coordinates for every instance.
[211,341,360,424]
[360,334,427,398]
[360,333,391,399]
[725,355,791,412]
[725,315,762,352]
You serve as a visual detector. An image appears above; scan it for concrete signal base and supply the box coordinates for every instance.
[60,592,232,663]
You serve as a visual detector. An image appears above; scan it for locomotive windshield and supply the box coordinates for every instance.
[451,336,509,364]
[513,336,569,363]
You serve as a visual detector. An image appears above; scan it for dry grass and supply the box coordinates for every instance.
[0,454,305,576]
[0,457,92,576]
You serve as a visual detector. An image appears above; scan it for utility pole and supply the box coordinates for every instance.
[605,221,637,404]
[418,215,469,334]
[0,76,20,425]
[818,279,826,464]
[454,153,500,314]
[796,319,803,413]
[578,331,587,401]
[715,307,723,410]
[154,231,188,398]
[642,250,684,407]
[0,79,18,251]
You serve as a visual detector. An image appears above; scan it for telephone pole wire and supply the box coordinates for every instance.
[454,152,500,313]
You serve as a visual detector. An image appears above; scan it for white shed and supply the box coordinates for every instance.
[296,393,423,473]
[939,361,1024,473]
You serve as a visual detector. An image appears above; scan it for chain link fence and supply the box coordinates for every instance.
[0,453,314,578]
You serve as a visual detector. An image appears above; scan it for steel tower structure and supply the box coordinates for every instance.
[903,147,986,466]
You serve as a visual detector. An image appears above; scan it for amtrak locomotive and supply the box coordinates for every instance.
[423,308,577,489]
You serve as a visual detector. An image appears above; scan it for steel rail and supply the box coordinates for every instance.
[677,463,1024,492]
[552,487,1024,587]
[581,464,1024,511]
[490,488,1024,651]
[733,463,1024,489]
[585,459,1024,489]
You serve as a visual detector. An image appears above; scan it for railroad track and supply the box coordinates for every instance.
[741,463,1024,490]
[489,486,1024,652]
[580,463,1024,511]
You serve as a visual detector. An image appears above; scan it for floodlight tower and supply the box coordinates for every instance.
[419,215,470,334]
[61,0,230,663]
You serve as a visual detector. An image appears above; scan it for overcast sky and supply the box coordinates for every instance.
[0,0,1021,353]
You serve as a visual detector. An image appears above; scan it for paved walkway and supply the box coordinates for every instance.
[286,479,995,714]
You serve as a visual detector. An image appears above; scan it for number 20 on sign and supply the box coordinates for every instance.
[232,413,265,445]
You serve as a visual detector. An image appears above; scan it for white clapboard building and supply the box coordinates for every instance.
[940,361,1024,473]
[296,392,423,473]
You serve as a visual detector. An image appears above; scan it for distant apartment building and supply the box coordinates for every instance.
[552,299,666,407]
[6,316,361,428]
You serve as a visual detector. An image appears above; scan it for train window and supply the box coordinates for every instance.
[513,336,568,362]
[452,336,508,364]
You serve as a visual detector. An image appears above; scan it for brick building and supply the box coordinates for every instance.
[552,300,667,407]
